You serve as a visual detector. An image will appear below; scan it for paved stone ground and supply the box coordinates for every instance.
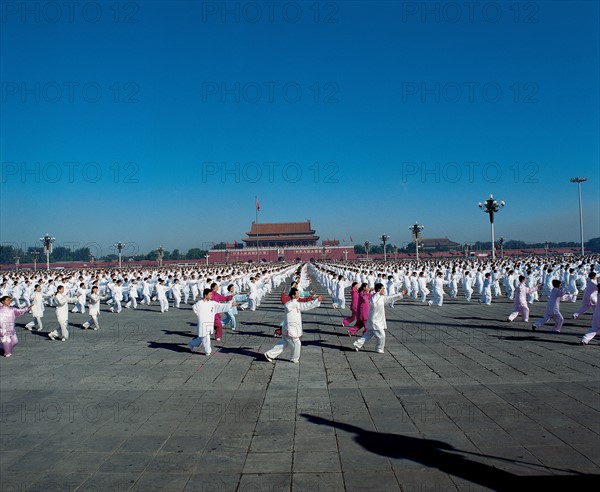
[1,274,599,491]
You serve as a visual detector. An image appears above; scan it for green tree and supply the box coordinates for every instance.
[186,248,207,260]
[585,237,600,252]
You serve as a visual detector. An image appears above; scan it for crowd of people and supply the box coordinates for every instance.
[0,254,599,360]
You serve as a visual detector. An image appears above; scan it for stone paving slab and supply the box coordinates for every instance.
[1,273,599,491]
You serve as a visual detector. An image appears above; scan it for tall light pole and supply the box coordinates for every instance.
[157,247,164,268]
[478,195,505,260]
[30,250,39,271]
[40,234,55,271]
[544,241,549,257]
[380,234,390,262]
[14,256,20,272]
[498,236,504,259]
[364,241,370,260]
[409,222,424,261]
[114,242,124,268]
[570,177,587,256]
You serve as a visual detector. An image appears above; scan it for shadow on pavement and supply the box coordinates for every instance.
[301,414,598,490]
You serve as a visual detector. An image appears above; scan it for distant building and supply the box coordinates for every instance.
[242,221,320,248]
[420,237,461,250]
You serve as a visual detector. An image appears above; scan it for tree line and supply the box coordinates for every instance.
[1,239,598,265]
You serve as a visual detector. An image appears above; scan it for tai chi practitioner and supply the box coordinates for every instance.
[222,284,248,331]
[264,288,322,364]
[417,272,430,303]
[448,269,459,298]
[247,277,258,311]
[462,271,474,302]
[275,283,315,337]
[190,275,199,302]
[507,276,539,322]
[171,279,182,308]
[109,280,124,313]
[573,272,598,319]
[209,283,233,341]
[333,275,350,309]
[83,286,101,330]
[353,283,403,354]
[71,283,88,314]
[491,270,502,297]
[342,282,359,327]
[580,284,600,345]
[141,278,152,305]
[348,283,372,336]
[25,284,46,332]
[0,296,29,357]
[156,279,169,312]
[125,280,138,309]
[428,272,449,306]
[504,270,516,300]
[532,279,574,333]
[478,273,493,305]
[48,286,76,341]
[567,268,581,302]
[189,288,234,356]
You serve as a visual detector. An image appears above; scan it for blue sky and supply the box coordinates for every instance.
[1,0,598,255]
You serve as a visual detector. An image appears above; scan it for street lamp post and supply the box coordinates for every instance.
[343,249,348,261]
[364,241,370,260]
[205,253,210,267]
[498,237,504,259]
[14,256,20,272]
[157,247,164,268]
[478,195,505,260]
[570,177,587,256]
[409,223,424,261]
[114,242,124,268]
[40,234,55,271]
[544,241,549,257]
[31,250,39,271]
[380,234,390,262]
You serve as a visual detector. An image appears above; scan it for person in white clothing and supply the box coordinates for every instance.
[25,284,46,331]
[573,272,598,319]
[189,288,234,356]
[83,286,101,330]
[580,284,600,345]
[48,285,76,341]
[156,279,169,312]
[532,279,574,333]
[264,288,322,364]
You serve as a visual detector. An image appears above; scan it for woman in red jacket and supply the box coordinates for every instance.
[348,283,372,336]
[341,282,359,328]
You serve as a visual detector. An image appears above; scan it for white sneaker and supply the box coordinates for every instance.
[353,342,360,351]
[264,353,274,363]
[48,331,58,340]
[82,322,90,329]
[25,322,34,331]
[376,349,385,354]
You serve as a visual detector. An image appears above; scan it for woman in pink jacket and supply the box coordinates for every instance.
[348,283,372,336]
[507,275,540,322]
[342,282,359,328]
[0,295,30,357]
